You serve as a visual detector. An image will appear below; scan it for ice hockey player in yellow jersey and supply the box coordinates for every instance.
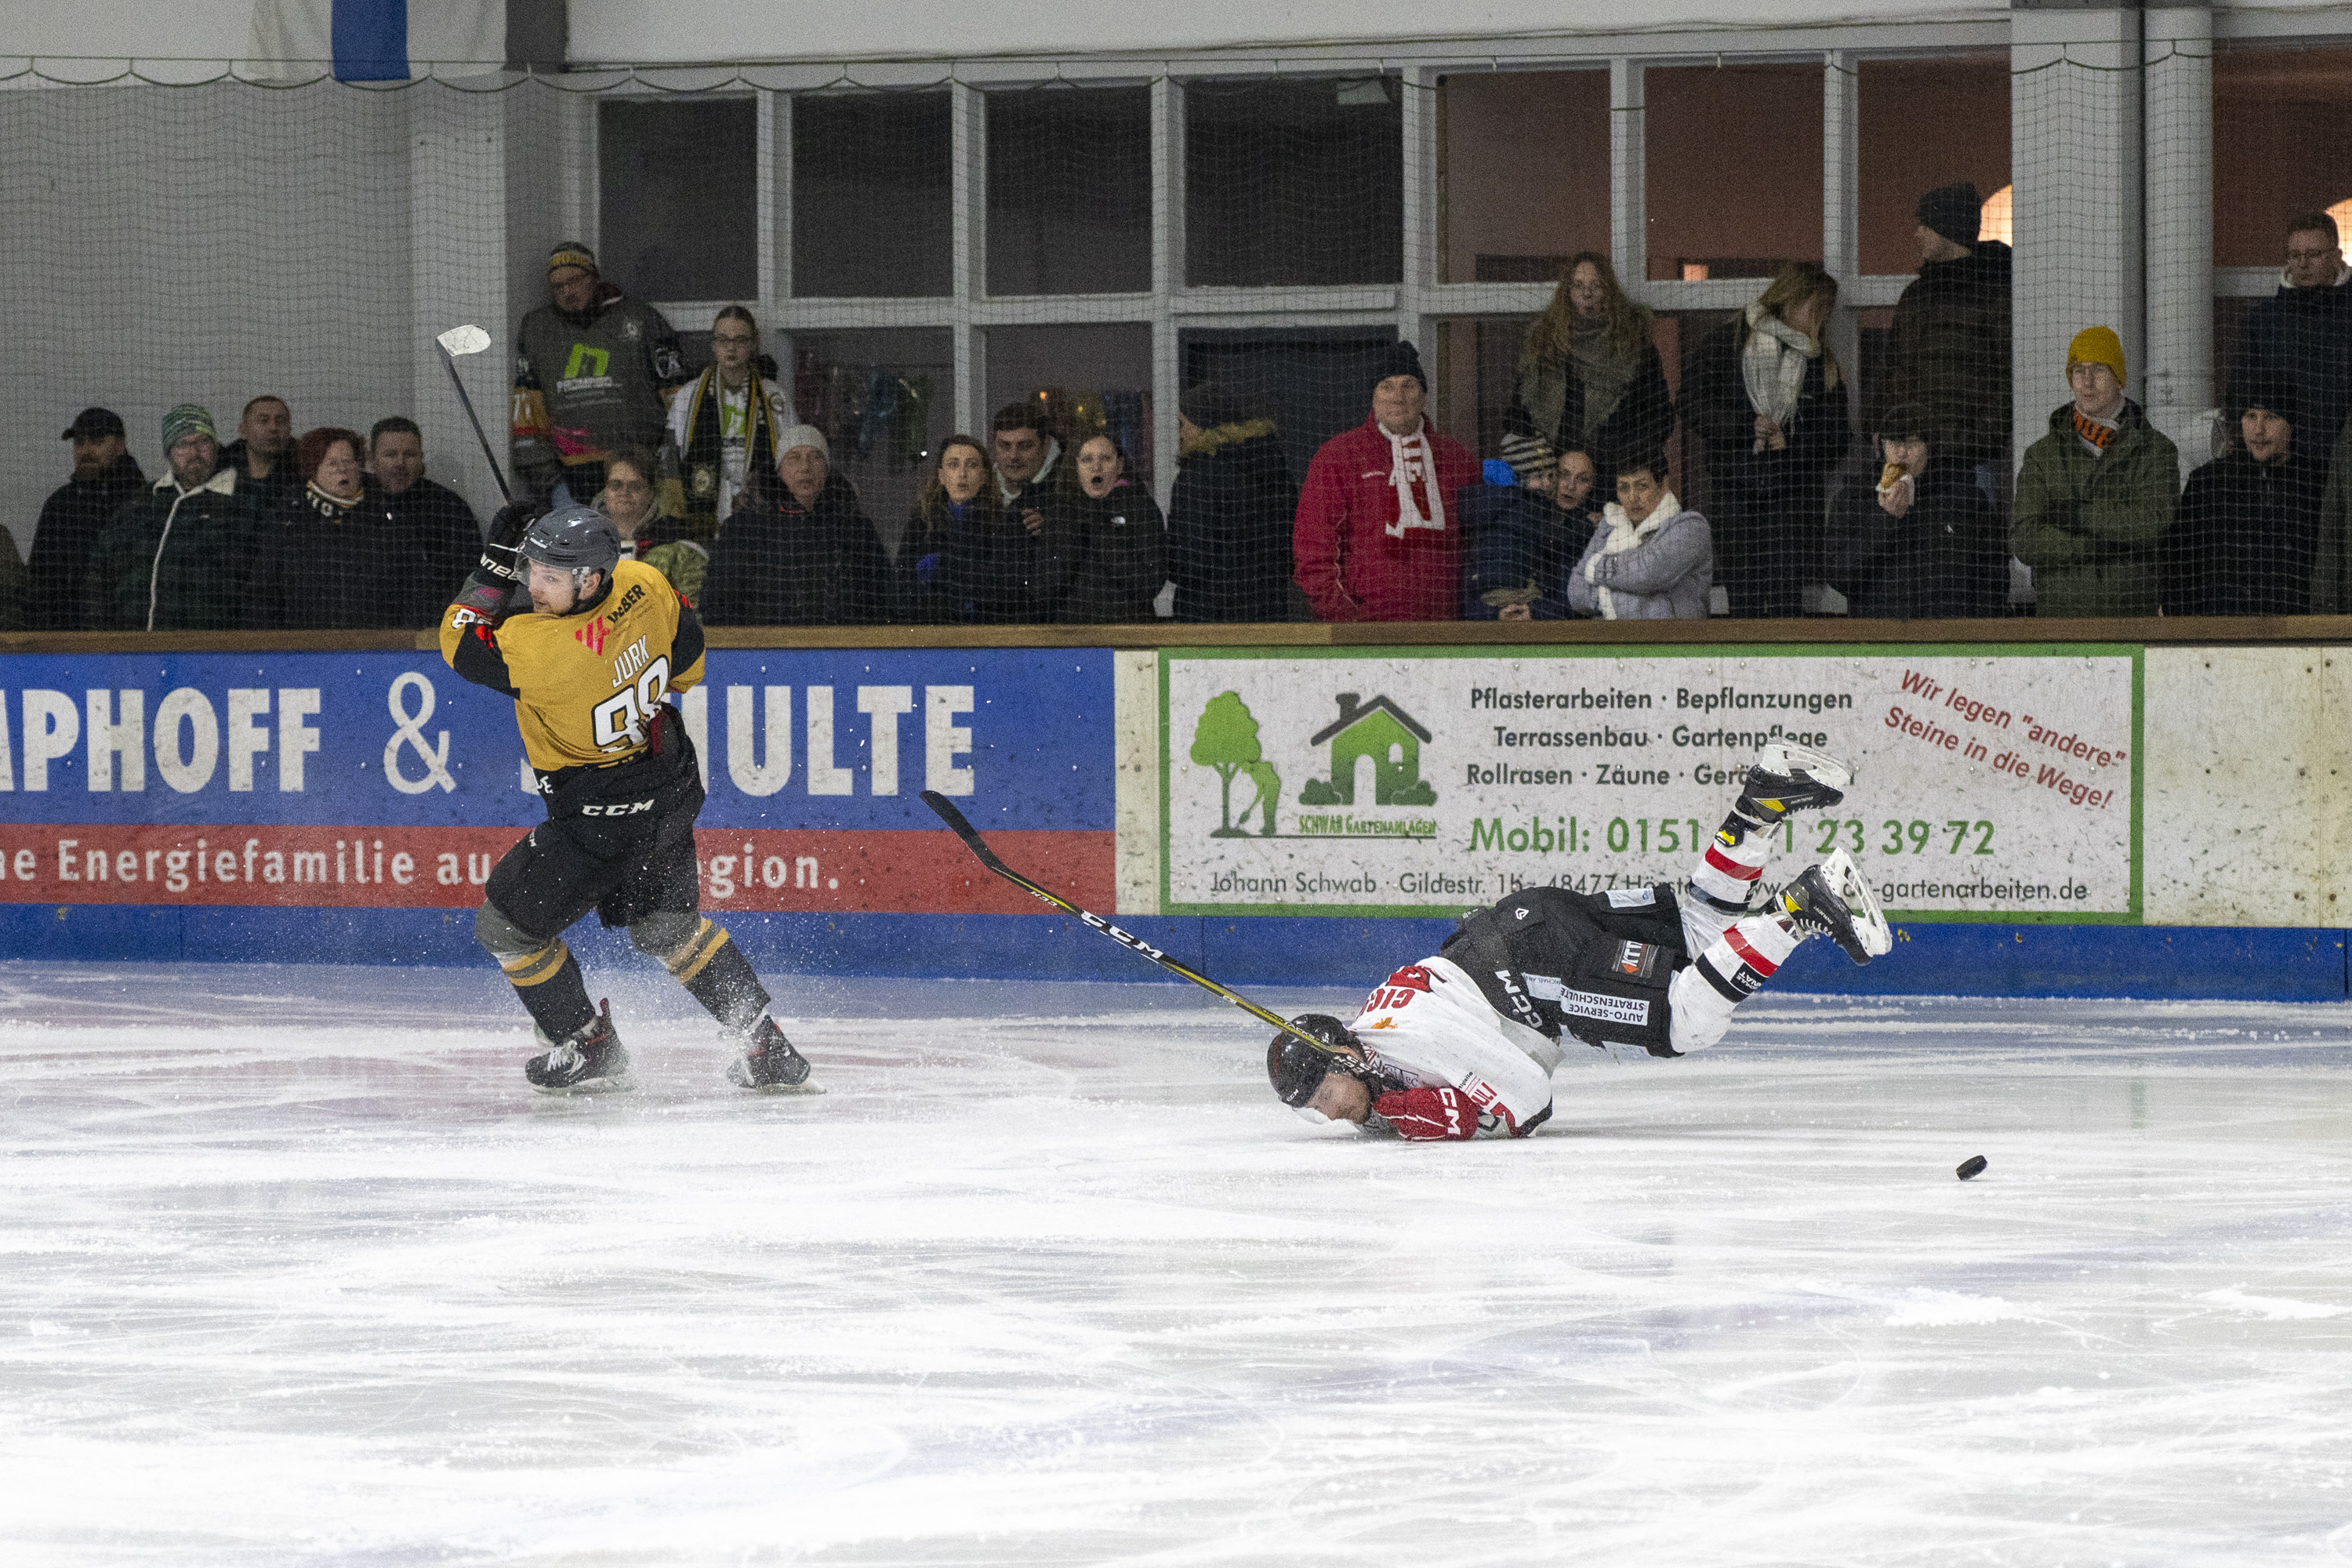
[441,503,814,1094]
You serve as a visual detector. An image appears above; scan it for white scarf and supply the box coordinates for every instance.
[1740,302,1818,451]
[1584,490,1679,620]
[1381,419,1446,539]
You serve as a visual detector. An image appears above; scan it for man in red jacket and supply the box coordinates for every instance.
[1294,341,1477,621]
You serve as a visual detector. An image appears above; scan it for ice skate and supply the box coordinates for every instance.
[726,1014,822,1094]
[525,1000,636,1094]
[1777,849,1893,965]
[1737,743,1853,824]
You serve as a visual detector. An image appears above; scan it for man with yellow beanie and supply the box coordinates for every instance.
[2011,326,2180,617]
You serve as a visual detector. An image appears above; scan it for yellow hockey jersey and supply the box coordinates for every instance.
[441,558,708,774]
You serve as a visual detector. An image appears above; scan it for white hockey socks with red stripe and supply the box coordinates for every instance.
[1682,813,1778,952]
[1665,911,1800,1054]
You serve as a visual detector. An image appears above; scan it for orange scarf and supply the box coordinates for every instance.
[2071,408,2117,454]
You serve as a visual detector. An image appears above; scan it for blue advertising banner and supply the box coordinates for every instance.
[0,649,1114,916]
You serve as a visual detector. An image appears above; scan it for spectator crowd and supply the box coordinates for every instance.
[14,203,2352,633]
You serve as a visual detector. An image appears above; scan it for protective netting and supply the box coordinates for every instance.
[4,52,2347,632]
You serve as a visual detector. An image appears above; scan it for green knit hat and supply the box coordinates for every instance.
[162,403,216,450]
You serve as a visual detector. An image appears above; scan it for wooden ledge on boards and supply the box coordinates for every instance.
[2,615,2350,657]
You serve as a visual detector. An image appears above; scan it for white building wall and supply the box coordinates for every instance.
[0,83,421,561]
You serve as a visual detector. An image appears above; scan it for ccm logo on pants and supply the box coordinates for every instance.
[580,800,654,817]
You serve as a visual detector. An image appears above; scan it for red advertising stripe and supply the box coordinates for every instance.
[0,826,1111,915]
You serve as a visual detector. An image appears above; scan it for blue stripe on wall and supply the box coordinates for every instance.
[1,906,2343,1003]
[332,0,410,82]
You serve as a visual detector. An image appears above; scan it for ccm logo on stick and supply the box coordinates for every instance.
[580,800,653,817]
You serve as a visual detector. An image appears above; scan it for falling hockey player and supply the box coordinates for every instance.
[1266,744,1892,1139]
[441,503,814,1094]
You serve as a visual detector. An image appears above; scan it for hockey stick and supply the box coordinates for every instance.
[434,325,516,506]
[919,790,1350,1058]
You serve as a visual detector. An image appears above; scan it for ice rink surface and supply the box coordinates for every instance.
[4,961,2351,1566]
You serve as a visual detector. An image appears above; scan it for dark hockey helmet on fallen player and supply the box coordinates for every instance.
[1266,1014,1363,1107]
[519,503,622,581]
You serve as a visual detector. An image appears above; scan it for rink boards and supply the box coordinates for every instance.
[0,640,2347,998]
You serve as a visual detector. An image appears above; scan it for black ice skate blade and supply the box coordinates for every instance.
[733,1074,826,1096]
[528,1072,637,1096]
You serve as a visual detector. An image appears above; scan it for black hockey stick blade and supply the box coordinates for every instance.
[919,790,1347,1057]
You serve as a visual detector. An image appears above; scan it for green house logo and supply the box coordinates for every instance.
[1298,692,1436,807]
[563,343,611,379]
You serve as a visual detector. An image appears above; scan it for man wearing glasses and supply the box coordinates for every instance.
[666,306,793,539]
[2238,212,2351,485]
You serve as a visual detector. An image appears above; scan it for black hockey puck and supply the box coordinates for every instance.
[1955,1155,1988,1181]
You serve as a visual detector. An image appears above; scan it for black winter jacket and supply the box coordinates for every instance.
[383,478,485,629]
[249,481,421,630]
[2162,448,2328,618]
[27,454,147,630]
[1881,241,2013,463]
[1167,420,1295,622]
[699,472,893,627]
[1685,315,1853,617]
[1826,456,2006,619]
[2235,280,2352,477]
[1039,480,1167,622]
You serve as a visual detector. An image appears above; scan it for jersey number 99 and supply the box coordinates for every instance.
[592,655,672,751]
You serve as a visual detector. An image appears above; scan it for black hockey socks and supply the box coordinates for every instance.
[656,918,772,1033]
[499,938,597,1041]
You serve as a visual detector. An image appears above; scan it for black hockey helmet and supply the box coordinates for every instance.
[520,503,622,580]
[1266,1014,1363,1107]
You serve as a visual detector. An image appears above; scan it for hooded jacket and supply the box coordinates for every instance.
[1882,241,2014,463]
[1167,418,1296,623]
[2165,445,2327,618]
[698,471,892,626]
[1294,414,1476,622]
[906,486,1050,625]
[2236,275,2352,478]
[85,466,263,631]
[2011,398,2180,618]
[27,452,147,630]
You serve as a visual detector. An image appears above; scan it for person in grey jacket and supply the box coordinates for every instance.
[1565,450,1713,620]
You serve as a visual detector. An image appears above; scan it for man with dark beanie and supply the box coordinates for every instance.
[1881,181,2013,472]
[2167,369,2326,617]
[1294,341,1476,622]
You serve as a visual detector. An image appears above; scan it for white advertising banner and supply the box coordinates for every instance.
[1160,647,2142,921]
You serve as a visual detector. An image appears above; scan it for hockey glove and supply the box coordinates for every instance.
[1373,1086,1481,1141]
[452,501,537,619]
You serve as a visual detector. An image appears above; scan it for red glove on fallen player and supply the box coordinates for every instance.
[1374,1085,1479,1141]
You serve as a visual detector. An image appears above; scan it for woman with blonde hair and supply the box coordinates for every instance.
[1686,261,1850,618]
[1501,251,1676,484]
[665,304,791,539]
